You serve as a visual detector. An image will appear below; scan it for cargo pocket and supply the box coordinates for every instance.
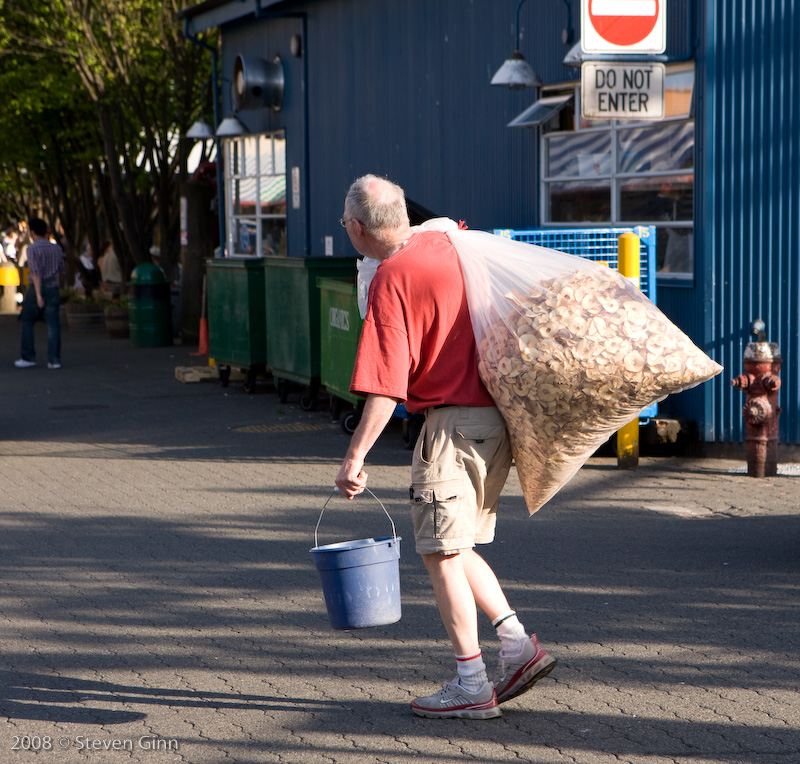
[410,480,465,541]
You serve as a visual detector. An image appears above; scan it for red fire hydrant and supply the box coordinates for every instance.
[731,321,781,477]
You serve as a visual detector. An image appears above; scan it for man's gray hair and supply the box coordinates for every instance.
[345,174,409,234]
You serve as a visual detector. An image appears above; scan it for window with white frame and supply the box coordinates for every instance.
[537,65,695,281]
[223,130,287,257]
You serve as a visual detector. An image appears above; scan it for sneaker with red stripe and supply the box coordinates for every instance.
[495,634,556,704]
[411,679,501,719]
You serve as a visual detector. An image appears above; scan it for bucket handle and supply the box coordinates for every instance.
[315,487,398,549]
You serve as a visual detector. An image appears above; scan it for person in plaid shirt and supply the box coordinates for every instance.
[15,217,66,369]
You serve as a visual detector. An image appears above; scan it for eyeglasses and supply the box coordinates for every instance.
[339,217,357,228]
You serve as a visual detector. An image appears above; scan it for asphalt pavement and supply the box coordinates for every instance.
[0,312,798,764]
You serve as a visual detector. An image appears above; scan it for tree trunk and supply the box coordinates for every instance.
[97,102,147,274]
[180,180,216,345]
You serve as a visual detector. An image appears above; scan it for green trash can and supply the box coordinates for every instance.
[206,257,267,392]
[264,256,356,410]
[130,263,172,347]
[317,277,365,433]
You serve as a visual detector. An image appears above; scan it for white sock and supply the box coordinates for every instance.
[493,611,528,656]
[456,651,488,693]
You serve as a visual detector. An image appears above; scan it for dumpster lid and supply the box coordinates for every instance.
[130,262,166,284]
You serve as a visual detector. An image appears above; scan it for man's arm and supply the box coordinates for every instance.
[335,394,400,498]
[31,274,44,308]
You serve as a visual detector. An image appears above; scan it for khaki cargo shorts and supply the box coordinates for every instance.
[410,406,512,555]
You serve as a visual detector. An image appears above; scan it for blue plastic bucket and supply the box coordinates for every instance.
[311,490,402,630]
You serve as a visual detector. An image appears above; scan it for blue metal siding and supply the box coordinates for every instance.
[699,0,800,443]
[305,0,568,238]
[665,0,695,62]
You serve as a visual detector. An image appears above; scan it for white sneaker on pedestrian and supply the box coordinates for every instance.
[495,634,556,704]
[14,359,36,368]
[411,678,501,719]
[47,363,61,369]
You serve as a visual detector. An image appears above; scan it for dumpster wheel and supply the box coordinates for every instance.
[341,409,360,435]
[219,365,231,387]
[277,378,289,403]
[244,367,258,394]
[300,391,318,412]
[330,397,342,423]
[300,382,320,412]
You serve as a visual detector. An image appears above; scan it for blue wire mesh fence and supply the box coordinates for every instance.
[492,226,656,304]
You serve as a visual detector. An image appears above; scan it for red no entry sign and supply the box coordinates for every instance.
[581,0,666,54]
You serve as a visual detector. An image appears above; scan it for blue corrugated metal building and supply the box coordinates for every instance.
[181,0,800,448]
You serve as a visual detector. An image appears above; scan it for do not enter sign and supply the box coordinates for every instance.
[581,62,665,120]
[581,0,666,54]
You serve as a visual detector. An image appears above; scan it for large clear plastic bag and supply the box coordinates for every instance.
[447,228,723,515]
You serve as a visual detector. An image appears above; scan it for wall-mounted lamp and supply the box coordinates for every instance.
[491,0,543,88]
[491,50,542,89]
[186,117,216,140]
[215,115,249,138]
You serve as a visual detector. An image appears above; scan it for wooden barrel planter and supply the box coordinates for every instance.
[104,307,130,339]
[64,301,105,331]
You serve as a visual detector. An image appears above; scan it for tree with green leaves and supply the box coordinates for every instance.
[0,0,215,284]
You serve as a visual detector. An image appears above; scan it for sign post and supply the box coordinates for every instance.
[581,0,666,55]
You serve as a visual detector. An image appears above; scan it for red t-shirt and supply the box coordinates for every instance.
[350,230,495,413]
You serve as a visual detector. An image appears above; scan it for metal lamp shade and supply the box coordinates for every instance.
[186,118,215,140]
[490,51,543,88]
[216,115,248,138]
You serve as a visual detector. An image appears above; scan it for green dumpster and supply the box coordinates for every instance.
[317,276,417,442]
[264,256,356,410]
[206,257,267,392]
[130,263,172,347]
[317,277,363,431]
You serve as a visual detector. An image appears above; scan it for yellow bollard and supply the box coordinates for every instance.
[616,233,640,469]
[617,416,640,469]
